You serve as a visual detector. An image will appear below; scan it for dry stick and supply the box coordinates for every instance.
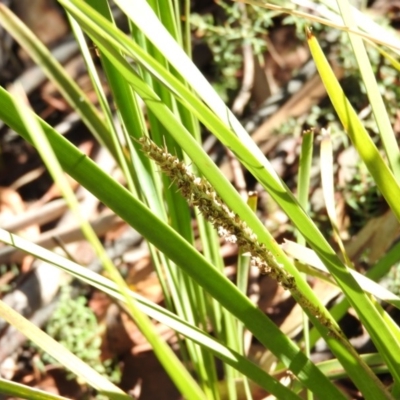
[139,137,343,340]
[231,3,255,116]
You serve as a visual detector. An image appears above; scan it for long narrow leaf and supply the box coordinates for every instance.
[336,0,400,182]
[0,301,130,399]
[0,378,69,400]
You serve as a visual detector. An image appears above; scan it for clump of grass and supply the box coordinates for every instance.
[0,1,400,399]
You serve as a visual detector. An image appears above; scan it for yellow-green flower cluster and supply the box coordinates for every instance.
[140,136,295,290]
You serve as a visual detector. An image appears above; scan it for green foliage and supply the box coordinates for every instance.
[41,286,120,384]
[1,0,400,399]
[190,0,274,101]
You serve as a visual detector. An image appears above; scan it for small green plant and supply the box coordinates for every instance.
[190,0,274,101]
[41,286,120,384]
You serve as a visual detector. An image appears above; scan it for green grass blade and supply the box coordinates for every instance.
[0,378,69,400]
[297,130,314,244]
[297,130,314,400]
[66,12,136,195]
